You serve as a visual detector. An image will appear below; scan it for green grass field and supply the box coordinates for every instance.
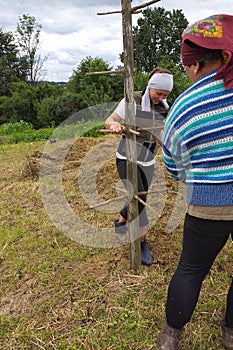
[0,139,232,349]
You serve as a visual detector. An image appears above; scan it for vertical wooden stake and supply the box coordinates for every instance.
[96,0,161,269]
[121,0,141,270]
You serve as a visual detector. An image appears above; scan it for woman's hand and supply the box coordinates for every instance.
[105,112,124,134]
[109,122,124,134]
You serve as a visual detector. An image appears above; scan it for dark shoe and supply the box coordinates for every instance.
[220,318,233,350]
[140,238,153,266]
[157,323,183,350]
[114,220,127,234]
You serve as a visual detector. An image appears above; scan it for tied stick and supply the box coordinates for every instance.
[96,128,140,135]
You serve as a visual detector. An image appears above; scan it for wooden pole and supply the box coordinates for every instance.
[89,0,161,270]
[121,0,141,270]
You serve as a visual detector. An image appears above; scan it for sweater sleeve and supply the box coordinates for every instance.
[162,102,186,183]
[162,143,186,182]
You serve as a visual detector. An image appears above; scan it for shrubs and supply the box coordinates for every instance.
[0,120,106,144]
[0,121,53,144]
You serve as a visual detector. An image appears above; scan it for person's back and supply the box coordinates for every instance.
[163,64,233,207]
[157,14,233,350]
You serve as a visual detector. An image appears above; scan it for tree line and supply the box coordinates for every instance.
[0,7,192,130]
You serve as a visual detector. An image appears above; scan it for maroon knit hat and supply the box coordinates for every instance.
[181,14,233,89]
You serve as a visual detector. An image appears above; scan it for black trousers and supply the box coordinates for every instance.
[116,158,154,227]
[166,213,233,329]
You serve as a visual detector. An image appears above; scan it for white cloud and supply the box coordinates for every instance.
[0,0,233,81]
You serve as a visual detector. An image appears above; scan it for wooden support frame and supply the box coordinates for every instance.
[97,0,160,15]
[87,0,161,270]
[121,0,141,270]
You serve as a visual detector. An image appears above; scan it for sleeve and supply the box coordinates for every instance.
[162,104,186,183]
[162,143,186,182]
[114,98,126,119]
[114,98,137,120]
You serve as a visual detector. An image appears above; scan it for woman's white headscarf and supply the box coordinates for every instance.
[141,73,173,111]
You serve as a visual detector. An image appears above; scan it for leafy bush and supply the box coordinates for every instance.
[0,121,53,143]
[0,120,106,144]
[82,123,105,137]
[0,121,33,135]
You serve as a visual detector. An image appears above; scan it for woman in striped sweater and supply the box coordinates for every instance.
[157,14,233,350]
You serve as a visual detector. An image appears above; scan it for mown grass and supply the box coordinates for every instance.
[0,140,232,349]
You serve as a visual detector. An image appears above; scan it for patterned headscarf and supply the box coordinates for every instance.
[181,14,233,89]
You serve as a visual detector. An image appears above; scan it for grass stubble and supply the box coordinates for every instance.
[0,137,232,349]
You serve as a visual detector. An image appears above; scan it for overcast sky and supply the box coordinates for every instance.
[1,0,233,82]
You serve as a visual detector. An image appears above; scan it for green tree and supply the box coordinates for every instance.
[0,82,34,124]
[0,29,27,96]
[133,7,188,72]
[108,66,124,102]
[68,56,123,108]
[16,14,47,82]
[36,91,80,128]
[0,81,65,127]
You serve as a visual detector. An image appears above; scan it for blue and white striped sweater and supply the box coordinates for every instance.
[162,70,233,206]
